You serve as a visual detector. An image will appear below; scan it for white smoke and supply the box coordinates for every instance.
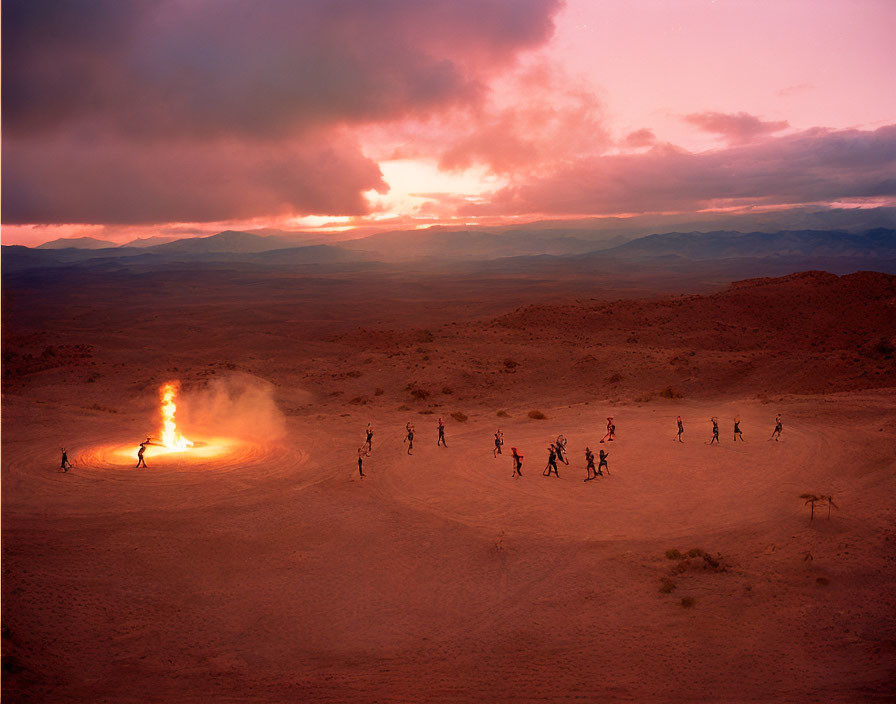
[178,372,286,442]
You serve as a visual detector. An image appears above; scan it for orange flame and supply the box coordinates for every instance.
[159,382,193,451]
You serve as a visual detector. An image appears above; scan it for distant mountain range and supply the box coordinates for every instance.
[600,228,896,260]
[4,220,895,278]
[36,236,118,249]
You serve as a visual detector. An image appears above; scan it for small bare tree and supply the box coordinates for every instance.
[800,494,838,520]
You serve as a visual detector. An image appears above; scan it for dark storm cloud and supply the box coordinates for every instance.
[3,0,561,139]
[2,0,561,224]
[463,124,896,216]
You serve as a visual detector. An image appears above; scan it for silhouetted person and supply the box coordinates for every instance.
[493,429,504,457]
[405,423,415,455]
[357,447,366,477]
[734,417,744,442]
[769,414,783,441]
[556,434,569,465]
[584,447,596,481]
[437,418,447,447]
[364,424,373,453]
[709,418,720,445]
[544,444,559,477]
[601,417,615,443]
[675,415,684,443]
[60,447,72,472]
[136,441,148,468]
[598,449,609,475]
[511,447,524,477]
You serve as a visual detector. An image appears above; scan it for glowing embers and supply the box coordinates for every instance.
[159,382,193,451]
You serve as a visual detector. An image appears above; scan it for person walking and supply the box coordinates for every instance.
[584,447,596,481]
[405,423,415,455]
[709,417,720,445]
[493,429,504,457]
[769,414,783,441]
[511,447,524,478]
[543,444,559,477]
[597,449,609,475]
[136,441,148,468]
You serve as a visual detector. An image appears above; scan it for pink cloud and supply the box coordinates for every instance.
[683,111,789,144]
[438,63,611,175]
[461,124,896,217]
[622,128,657,149]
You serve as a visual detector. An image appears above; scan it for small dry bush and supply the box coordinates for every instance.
[816,577,830,586]
[528,410,546,420]
[345,370,362,378]
[451,411,468,423]
[665,549,683,560]
[441,386,453,395]
[504,359,519,370]
[607,373,623,383]
[659,578,677,594]
[418,409,434,415]
[497,410,510,418]
[660,386,682,399]
[397,405,410,411]
[374,388,384,396]
[410,388,429,400]
[686,548,704,558]
[680,596,696,608]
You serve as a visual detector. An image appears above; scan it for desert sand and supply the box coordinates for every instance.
[3,266,895,702]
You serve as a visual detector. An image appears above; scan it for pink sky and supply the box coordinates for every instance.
[3,0,895,246]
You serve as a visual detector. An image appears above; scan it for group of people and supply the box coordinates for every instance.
[352,417,617,482]
[350,412,784,482]
[58,413,784,477]
[674,414,782,444]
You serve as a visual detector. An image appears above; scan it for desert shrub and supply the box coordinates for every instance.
[873,337,894,358]
[418,409,434,415]
[374,388,384,396]
[686,548,704,558]
[349,396,369,405]
[497,410,510,418]
[410,388,429,400]
[680,596,696,608]
[504,359,519,369]
[416,329,435,343]
[441,386,453,395]
[451,411,468,423]
[659,386,682,399]
[528,410,546,420]
[816,577,830,586]
[659,578,677,594]
[607,372,623,383]
[665,549,683,560]
[345,370,362,378]
[397,405,410,411]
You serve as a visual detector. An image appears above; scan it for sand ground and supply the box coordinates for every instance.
[3,387,895,702]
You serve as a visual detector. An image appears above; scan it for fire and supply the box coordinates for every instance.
[159,382,193,451]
